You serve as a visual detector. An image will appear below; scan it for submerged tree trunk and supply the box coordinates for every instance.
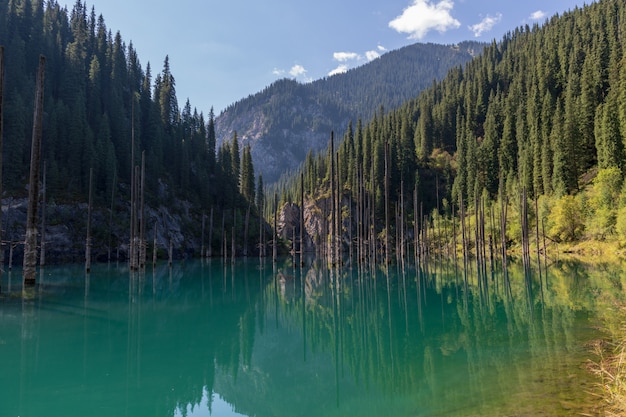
[273,193,278,263]
[0,46,4,269]
[300,172,304,266]
[201,211,206,259]
[40,162,47,266]
[139,152,146,268]
[23,56,45,287]
[152,222,158,266]
[384,140,390,266]
[208,207,213,258]
[108,169,117,262]
[244,204,250,257]
[329,131,336,266]
[129,98,137,270]
[85,167,93,273]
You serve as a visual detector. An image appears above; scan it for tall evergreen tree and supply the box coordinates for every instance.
[231,130,240,186]
[240,144,255,203]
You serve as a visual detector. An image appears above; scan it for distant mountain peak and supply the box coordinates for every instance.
[216,41,485,184]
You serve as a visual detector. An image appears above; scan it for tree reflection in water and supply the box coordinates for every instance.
[0,257,616,417]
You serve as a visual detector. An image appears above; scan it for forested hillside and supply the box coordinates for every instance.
[0,0,262,258]
[216,41,483,184]
[287,0,626,248]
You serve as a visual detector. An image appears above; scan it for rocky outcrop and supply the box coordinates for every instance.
[276,194,352,254]
[1,197,200,265]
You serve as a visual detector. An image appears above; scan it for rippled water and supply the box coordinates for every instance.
[0,258,614,416]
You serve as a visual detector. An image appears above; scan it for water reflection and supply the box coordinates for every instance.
[0,258,616,416]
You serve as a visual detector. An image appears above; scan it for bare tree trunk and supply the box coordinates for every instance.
[131,165,140,269]
[300,172,304,266]
[384,140,390,266]
[40,161,46,266]
[129,98,137,270]
[231,209,236,263]
[259,203,263,258]
[139,151,146,268]
[244,204,250,257]
[23,55,45,287]
[201,211,206,258]
[168,239,173,267]
[207,207,213,258]
[413,186,419,266]
[329,131,336,266]
[9,242,14,271]
[221,211,225,257]
[336,150,341,264]
[85,167,93,273]
[273,193,278,263]
[152,222,158,266]
[108,169,116,262]
[208,207,213,258]
[0,46,4,269]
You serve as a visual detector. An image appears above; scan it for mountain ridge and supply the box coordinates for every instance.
[216,41,485,184]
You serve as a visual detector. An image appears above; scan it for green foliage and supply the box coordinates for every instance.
[278,0,626,249]
[0,0,257,253]
[548,195,585,242]
[586,167,622,239]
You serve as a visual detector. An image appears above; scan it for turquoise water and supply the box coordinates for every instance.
[0,258,610,416]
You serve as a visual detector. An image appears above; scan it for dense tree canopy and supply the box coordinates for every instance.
[0,0,262,254]
[282,0,626,245]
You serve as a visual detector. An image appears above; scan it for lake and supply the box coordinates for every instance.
[0,257,616,416]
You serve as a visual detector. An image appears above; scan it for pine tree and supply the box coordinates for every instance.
[207,107,217,174]
[256,174,264,210]
[240,144,255,203]
[231,131,240,187]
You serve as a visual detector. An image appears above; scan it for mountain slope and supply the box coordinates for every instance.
[216,41,484,184]
[286,0,626,248]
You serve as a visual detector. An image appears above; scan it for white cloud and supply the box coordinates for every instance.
[272,68,285,76]
[389,0,461,39]
[529,10,546,20]
[289,64,307,78]
[468,13,502,37]
[333,52,360,62]
[329,46,381,76]
[328,65,349,76]
[365,50,380,61]
[377,45,387,52]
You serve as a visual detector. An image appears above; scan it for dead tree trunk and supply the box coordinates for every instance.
[201,211,206,259]
[129,98,137,270]
[85,167,93,273]
[300,172,304,266]
[384,140,390,266]
[152,222,158,266]
[208,207,213,258]
[329,131,336,266]
[0,46,4,268]
[23,55,45,287]
[244,204,250,257]
[139,151,146,268]
[108,170,116,262]
[40,161,46,266]
[273,193,278,263]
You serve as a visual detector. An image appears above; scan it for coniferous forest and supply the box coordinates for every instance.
[0,0,262,260]
[3,0,626,263]
[282,0,626,256]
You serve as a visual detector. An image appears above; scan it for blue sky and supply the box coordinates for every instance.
[62,0,591,115]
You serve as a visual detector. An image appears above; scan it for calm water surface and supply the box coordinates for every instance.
[0,258,616,416]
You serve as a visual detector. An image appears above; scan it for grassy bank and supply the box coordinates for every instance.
[589,308,626,416]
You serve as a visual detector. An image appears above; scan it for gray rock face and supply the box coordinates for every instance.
[216,95,343,184]
[1,198,197,265]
